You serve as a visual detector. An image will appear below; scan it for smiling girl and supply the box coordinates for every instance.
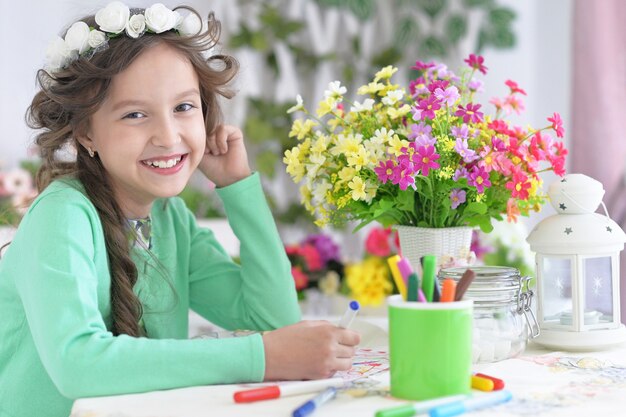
[0,3,359,417]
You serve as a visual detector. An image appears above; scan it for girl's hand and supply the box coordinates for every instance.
[262,320,361,381]
[197,124,251,187]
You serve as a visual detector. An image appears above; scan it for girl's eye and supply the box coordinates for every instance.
[123,112,145,120]
[175,103,195,112]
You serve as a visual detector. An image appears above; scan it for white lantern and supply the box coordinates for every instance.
[526,173,626,350]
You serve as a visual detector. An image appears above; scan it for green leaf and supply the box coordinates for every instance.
[347,0,376,20]
[243,116,276,144]
[371,47,403,68]
[446,14,468,44]
[489,6,516,25]
[394,18,420,47]
[256,150,278,178]
[489,27,516,49]
[397,189,415,211]
[418,35,446,58]
[415,176,433,199]
[463,0,494,7]
[465,201,487,214]
[418,0,448,19]
[250,31,269,51]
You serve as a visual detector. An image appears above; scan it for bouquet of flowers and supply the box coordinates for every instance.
[283,54,567,232]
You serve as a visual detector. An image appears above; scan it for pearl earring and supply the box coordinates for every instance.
[88,147,95,158]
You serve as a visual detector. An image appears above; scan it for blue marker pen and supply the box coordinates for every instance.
[292,386,337,417]
[428,390,512,417]
[338,300,360,329]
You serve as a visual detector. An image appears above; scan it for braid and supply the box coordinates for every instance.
[76,151,144,336]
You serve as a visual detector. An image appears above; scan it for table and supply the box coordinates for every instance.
[70,317,626,417]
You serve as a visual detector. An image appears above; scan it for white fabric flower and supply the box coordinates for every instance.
[88,30,107,49]
[126,14,146,38]
[287,94,304,114]
[45,36,76,71]
[95,1,130,34]
[177,12,201,36]
[350,98,375,112]
[144,3,178,33]
[64,21,91,54]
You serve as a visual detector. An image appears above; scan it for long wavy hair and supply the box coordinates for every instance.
[26,7,239,337]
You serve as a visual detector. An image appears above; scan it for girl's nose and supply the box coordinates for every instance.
[151,116,181,148]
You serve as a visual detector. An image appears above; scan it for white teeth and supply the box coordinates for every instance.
[144,156,182,168]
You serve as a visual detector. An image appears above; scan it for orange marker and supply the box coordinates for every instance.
[471,374,494,391]
[440,278,457,302]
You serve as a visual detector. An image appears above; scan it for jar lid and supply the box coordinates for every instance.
[437,266,522,305]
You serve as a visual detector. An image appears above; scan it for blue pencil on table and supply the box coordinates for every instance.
[429,390,512,417]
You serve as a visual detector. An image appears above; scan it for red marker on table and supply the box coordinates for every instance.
[233,377,344,403]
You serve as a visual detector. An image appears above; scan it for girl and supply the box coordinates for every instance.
[0,3,360,417]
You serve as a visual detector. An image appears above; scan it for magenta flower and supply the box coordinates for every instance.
[374,160,396,184]
[411,60,435,71]
[428,79,450,93]
[491,136,507,152]
[409,122,434,145]
[412,145,441,176]
[398,170,416,191]
[414,95,442,120]
[548,112,565,138]
[468,166,491,193]
[464,54,488,75]
[455,103,483,124]
[450,189,466,209]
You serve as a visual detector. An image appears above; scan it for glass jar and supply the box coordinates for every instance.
[437,266,540,364]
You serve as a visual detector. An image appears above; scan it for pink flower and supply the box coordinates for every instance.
[464,54,488,75]
[504,95,525,115]
[300,244,323,272]
[507,198,520,222]
[506,172,531,200]
[291,266,309,290]
[365,227,393,257]
[412,145,441,176]
[455,103,483,124]
[505,79,527,95]
[547,112,565,138]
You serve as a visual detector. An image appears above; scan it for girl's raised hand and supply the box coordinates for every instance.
[261,320,361,381]
[197,124,251,187]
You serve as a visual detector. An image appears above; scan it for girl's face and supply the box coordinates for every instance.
[82,42,206,218]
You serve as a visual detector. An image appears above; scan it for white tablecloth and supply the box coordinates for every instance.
[71,317,626,417]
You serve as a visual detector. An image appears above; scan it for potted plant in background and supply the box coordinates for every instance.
[283,54,567,271]
[0,162,38,251]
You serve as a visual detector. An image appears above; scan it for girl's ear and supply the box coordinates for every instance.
[75,129,96,155]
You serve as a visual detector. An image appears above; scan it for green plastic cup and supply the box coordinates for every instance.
[388,295,473,401]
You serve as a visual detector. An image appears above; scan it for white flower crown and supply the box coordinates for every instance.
[45,1,203,72]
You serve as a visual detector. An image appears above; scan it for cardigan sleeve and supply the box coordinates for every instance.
[186,172,301,330]
[13,188,266,399]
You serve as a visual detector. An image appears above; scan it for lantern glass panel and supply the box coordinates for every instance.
[583,256,613,325]
[540,256,573,327]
